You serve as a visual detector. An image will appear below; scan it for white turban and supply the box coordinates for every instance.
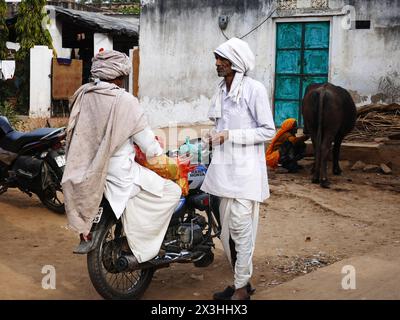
[208,38,256,121]
[214,37,255,74]
[90,50,131,81]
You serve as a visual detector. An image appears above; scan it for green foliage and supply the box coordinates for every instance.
[0,101,20,127]
[14,58,30,115]
[15,0,53,61]
[113,0,140,3]
[118,5,140,15]
[0,0,8,60]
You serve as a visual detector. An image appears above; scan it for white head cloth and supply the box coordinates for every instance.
[208,37,256,121]
[90,50,131,81]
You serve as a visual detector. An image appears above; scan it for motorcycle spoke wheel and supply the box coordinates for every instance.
[41,186,65,214]
[39,162,65,214]
[87,219,155,300]
[100,227,144,294]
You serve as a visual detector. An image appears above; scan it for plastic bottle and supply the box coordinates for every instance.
[179,137,199,163]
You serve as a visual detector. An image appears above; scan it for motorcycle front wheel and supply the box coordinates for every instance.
[87,216,155,300]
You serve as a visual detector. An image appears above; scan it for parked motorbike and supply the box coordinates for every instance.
[0,116,66,213]
[74,140,220,299]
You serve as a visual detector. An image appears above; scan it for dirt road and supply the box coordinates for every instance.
[0,161,399,300]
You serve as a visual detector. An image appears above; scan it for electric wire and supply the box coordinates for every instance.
[220,6,277,40]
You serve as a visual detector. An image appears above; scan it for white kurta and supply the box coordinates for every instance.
[104,127,181,263]
[122,180,181,262]
[201,76,276,202]
[104,128,165,219]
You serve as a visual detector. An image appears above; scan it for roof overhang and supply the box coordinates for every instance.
[49,5,139,38]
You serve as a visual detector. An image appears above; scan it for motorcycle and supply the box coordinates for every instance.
[74,139,220,299]
[0,116,66,213]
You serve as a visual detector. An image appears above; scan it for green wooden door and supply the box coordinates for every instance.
[274,21,330,127]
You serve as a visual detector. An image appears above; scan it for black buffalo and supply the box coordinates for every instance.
[302,83,357,188]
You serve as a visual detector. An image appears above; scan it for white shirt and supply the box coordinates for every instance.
[104,127,166,219]
[201,76,276,202]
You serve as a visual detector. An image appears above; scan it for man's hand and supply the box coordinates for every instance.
[147,154,166,166]
[300,134,310,142]
[210,130,229,146]
[201,131,212,145]
[155,136,165,149]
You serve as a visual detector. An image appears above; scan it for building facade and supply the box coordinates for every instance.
[138,0,400,127]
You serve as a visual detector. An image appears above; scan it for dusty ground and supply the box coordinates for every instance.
[0,160,399,300]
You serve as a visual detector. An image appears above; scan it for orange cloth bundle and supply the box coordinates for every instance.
[134,144,192,196]
[266,118,297,169]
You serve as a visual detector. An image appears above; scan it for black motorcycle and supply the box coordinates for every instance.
[0,116,66,213]
[74,142,221,300]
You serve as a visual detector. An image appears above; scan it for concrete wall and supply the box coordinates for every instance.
[139,0,276,128]
[29,46,53,118]
[94,33,113,55]
[47,8,72,59]
[138,0,400,128]
[330,0,400,105]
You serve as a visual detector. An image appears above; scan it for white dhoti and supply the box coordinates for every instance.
[121,180,181,263]
[219,197,259,289]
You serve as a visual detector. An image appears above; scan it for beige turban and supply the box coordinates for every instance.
[90,50,131,81]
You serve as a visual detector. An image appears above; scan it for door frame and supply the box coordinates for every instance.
[271,16,333,127]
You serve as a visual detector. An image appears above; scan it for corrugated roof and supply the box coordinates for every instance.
[50,6,139,37]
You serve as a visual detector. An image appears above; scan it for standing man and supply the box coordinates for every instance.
[201,38,275,300]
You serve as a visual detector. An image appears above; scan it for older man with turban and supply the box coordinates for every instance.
[62,50,181,266]
[201,38,276,300]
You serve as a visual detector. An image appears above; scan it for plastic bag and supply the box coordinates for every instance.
[134,144,193,196]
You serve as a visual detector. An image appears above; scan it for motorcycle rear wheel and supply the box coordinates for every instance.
[87,217,155,300]
[38,159,65,214]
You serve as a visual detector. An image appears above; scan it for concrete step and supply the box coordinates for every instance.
[304,140,399,172]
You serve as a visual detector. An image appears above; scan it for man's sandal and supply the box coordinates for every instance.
[213,283,255,300]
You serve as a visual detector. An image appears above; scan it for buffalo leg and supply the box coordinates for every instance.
[311,135,319,183]
[332,135,344,175]
[319,138,332,188]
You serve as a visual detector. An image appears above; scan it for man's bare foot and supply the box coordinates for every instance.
[80,233,91,242]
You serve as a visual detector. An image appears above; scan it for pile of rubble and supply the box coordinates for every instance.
[350,160,393,175]
[345,103,400,142]
[271,252,341,277]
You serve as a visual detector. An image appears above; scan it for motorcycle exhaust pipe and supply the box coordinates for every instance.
[116,252,192,272]
[116,254,159,272]
[116,254,139,272]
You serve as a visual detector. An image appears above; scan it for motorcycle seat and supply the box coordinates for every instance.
[0,128,56,153]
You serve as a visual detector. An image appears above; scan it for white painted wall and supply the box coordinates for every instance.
[139,1,276,128]
[128,48,134,95]
[139,0,400,127]
[94,33,113,55]
[29,46,53,118]
[330,14,400,104]
[46,6,72,59]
